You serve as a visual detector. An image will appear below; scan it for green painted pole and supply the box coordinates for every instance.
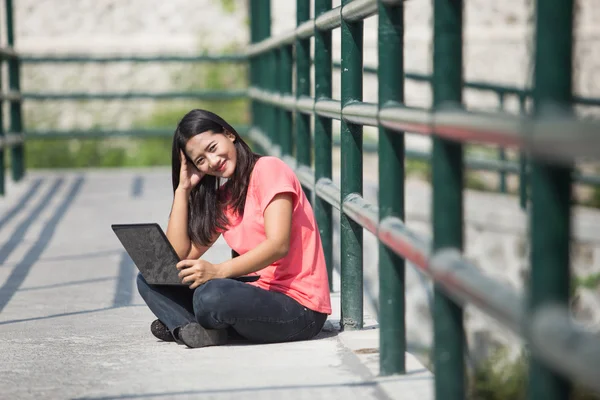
[253,0,270,148]
[529,0,573,399]
[6,0,24,182]
[296,0,312,201]
[273,48,281,148]
[314,0,334,292]
[378,0,406,375]
[0,59,4,196]
[255,0,273,144]
[279,44,293,156]
[498,93,507,193]
[340,0,363,331]
[249,0,260,135]
[432,0,465,398]
[518,93,528,210]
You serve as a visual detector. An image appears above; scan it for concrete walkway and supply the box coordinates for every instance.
[0,168,432,400]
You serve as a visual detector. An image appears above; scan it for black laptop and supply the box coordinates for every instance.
[111,223,258,285]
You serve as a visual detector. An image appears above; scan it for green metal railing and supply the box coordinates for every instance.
[1,1,600,396]
[0,0,24,195]
[245,0,600,398]
[4,29,600,201]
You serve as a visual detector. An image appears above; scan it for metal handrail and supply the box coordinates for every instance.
[248,87,600,163]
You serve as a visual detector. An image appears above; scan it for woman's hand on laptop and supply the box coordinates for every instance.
[176,258,223,289]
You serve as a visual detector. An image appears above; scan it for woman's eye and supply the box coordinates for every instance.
[210,145,217,152]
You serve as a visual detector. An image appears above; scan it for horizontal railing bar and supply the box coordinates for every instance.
[250,88,600,162]
[378,216,431,270]
[296,20,315,39]
[573,96,600,106]
[343,101,379,126]
[25,129,171,139]
[246,29,296,58]
[342,193,379,234]
[379,105,432,134]
[429,250,600,392]
[315,99,342,120]
[314,7,342,31]
[247,87,279,106]
[296,165,316,189]
[19,125,600,186]
[14,52,600,107]
[21,90,247,101]
[340,0,378,22]
[530,305,600,393]
[248,127,313,191]
[0,133,24,148]
[247,0,384,56]
[0,47,18,59]
[20,54,247,63]
[429,249,523,333]
[25,126,251,140]
[329,62,600,106]
[280,95,297,111]
[296,96,315,114]
[0,91,22,102]
[315,178,342,210]
[247,127,281,157]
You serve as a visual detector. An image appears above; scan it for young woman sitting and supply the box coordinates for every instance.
[136,109,331,348]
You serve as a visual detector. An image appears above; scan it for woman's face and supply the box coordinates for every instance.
[184,130,237,178]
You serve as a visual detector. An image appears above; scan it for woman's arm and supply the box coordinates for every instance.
[166,188,218,259]
[218,193,293,277]
[176,193,293,287]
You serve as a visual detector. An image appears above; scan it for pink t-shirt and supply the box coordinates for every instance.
[222,156,331,314]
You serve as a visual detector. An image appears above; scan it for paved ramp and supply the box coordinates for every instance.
[0,169,432,399]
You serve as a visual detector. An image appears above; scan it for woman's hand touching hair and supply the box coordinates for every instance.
[178,150,204,192]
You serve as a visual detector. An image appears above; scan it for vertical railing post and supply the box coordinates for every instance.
[378,0,406,375]
[278,43,293,156]
[6,0,24,182]
[249,0,261,136]
[268,47,283,149]
[432,0,465,398]
[255,0,274,145]
[518,92,529,210]
[296,1,312,200]
[497,92,507,193]
[340,0,363,331]
[250,0,270,148]
[314,0,334,292]
[0,47,4,195]
[529,0,573,399]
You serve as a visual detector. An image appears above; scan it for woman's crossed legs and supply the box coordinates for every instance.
[136,274,327,346]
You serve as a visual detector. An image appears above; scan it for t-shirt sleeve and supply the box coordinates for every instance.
[254,157,299,214]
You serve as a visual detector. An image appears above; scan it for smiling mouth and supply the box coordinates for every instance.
[216,162,226,172]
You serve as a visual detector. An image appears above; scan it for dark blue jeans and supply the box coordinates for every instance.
[136,274,327,343]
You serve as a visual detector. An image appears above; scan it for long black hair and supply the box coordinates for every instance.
[171,109,261,246]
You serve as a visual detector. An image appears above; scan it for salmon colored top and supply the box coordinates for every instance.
[222,156,331,314]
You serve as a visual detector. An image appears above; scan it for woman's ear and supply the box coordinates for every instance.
[225,130,236,142]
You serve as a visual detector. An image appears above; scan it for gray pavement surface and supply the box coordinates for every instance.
[0,168,432,399]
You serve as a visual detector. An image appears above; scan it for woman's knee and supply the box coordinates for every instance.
[193,279,233,318]
[136,273,149,293]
